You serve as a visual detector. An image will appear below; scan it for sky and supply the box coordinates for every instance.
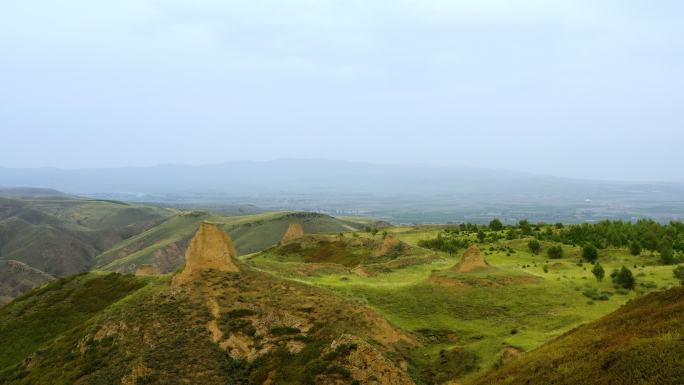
[1,0,682,181]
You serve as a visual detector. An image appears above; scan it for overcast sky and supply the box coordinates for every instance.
[1,0,682,181]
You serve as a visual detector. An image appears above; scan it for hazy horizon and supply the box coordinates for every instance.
[2,1,683,181]
[1,158,683,185]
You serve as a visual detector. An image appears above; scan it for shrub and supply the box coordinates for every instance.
[582,245,598,262]
[674,266,684,285]
[270,327,301,336]
[547,246,564,259]
[489,218,503,231]
[591,263,605,281]
[629,241,642,256]
[661,247,675,265]
[528,240,541,255]
[612,266,635,290]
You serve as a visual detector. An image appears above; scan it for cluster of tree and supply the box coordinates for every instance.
[544,220,684,265]
[496,218,683,265]
[611,266,636,289]
[417,233,470,255]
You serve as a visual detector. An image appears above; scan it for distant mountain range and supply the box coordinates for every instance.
[2,159,683,223]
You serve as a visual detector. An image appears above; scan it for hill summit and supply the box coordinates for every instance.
[172,222,239,285]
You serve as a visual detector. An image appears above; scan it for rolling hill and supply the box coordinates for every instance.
[0,195,172,277]
[95,211,375,274]
[0,224,416,385]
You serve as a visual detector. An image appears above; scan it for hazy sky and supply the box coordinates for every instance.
[1,0,682,181]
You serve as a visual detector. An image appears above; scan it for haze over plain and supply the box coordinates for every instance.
[2,0,682,181]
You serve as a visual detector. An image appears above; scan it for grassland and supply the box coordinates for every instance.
[245,226,683,383]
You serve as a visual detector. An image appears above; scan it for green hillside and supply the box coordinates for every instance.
[0,273,146,370]
[471,286,684,385]
[0,261,53,306]
[0,197,172,276]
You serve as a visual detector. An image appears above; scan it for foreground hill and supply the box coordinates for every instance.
[471,286,684,385]
[0,224,416,385]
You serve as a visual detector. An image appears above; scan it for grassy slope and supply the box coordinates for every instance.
[0,273,147,370]
[471,286,684,385]
[0,261,53,305]
[246,226,683,383]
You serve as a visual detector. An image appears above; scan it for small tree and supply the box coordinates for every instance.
[547,245,564,259]
[528,239,541,255]
[612,266,635,290]
[519,220,532,236]
[629,241,642,256]
[381,231,388,239]
[674,266,684,285]
[582,245,598,263]
[477,230,486,242]
[661,247,675,265]
[371,228,379,236]
[489,218,503,231]
[592,262,605,281]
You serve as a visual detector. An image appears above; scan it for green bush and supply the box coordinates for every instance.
[547,246,564,259]
[612,266,636,290]
[528,240,541,255]
[582,245,598,262]
[591,263,605,281]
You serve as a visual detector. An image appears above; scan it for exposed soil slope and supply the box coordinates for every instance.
[172,222,239,285]
[281,222,304,242]
[453,245,489,273]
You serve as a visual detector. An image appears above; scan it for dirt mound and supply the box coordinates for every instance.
[135,264,158,276]
[373,235,403,256]
[172,223,239,285]
[453,245,489,273]
[281,223,304,243]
